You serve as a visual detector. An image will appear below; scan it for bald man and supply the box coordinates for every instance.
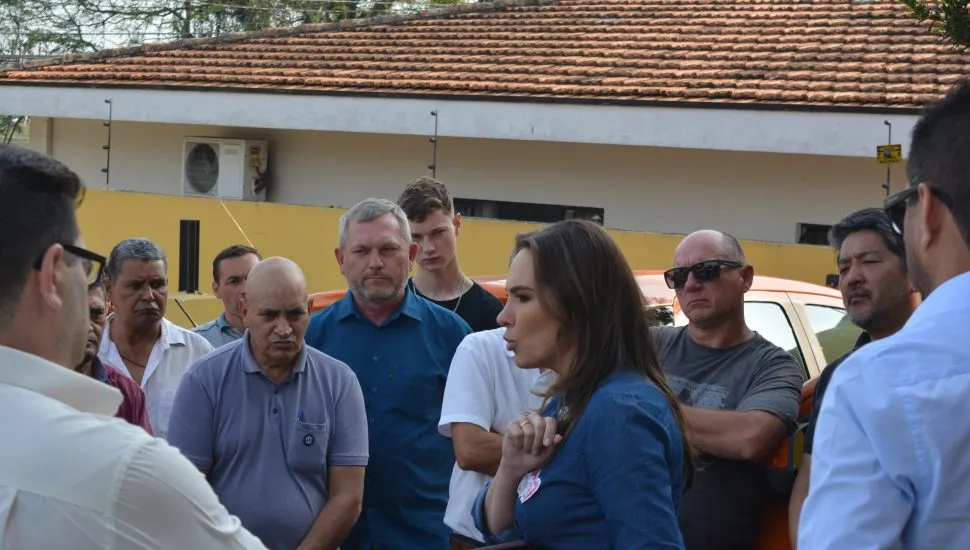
[168,257,369,550]
[653,230,802,550]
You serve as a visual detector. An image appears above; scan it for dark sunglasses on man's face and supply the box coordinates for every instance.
[664,260,744,290]
[883,184,955,235]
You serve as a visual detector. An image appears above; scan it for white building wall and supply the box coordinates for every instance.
[39,117,903,243]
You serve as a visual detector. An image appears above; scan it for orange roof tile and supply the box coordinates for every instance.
[2,0,968,109]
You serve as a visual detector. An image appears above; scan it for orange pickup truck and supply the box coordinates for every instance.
[310,271,857,550]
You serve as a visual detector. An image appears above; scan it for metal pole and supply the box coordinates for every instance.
[102,99,113,189]
[883,120,892,197]
[428,110,439,177]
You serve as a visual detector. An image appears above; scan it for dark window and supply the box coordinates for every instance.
[454,198,604,225]
[797,223,832,245]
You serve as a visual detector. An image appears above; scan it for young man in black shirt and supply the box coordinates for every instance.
[397,177,503,332]
[787,207,921,547]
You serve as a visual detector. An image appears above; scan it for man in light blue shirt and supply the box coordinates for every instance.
[799,79,970,548]
[193,245,261,348]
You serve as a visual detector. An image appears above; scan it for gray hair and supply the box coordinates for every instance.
[828,207,906,268]
[338,198,411,249]
[105,237,167,280]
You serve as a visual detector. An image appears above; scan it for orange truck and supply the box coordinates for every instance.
[310,271,856,550]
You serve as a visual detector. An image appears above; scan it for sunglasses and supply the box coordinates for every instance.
[32,242,106,286]
[883,184,954,235]
[664,260,744,290]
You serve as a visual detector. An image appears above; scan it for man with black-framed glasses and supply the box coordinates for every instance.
[653,229,802,550]
[800,80,970,548]
[0,144,268,549]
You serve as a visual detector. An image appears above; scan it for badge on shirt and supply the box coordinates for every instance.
[303,434,315,446]
[517,469,541,503]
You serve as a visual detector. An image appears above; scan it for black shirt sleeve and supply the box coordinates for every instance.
[473,283,504,332]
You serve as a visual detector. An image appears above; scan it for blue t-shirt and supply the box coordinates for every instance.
[472,370,687,550]
[305,289,472,550]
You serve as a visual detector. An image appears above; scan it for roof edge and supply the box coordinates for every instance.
[7,0,553,71]
[0,79,926,116]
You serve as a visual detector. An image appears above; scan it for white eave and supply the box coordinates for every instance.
[0,84,919,158]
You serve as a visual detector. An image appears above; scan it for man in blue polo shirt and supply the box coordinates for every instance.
[169,257,369,550]
[306,198,472,550]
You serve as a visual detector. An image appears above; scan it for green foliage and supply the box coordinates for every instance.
[899,0,970,50]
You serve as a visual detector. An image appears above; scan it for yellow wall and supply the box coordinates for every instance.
[78,189,836,328]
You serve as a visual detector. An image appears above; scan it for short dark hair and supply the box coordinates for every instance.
[213,244,261,282]
[907,79,970,247]
[397,177,454,222]
[0,145,85,328]
[829,207,906,266]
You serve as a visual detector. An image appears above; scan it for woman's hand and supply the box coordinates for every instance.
[499,412,564,479]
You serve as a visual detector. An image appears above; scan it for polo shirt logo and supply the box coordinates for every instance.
[303,434,315,446]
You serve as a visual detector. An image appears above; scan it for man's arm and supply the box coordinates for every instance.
[788,454,811,549]
[682,407,787,462]
[439,333,501,475]
[452,423,503,476]
[298,362,369,549]
[296,466,365,550]
[686,348,802,461]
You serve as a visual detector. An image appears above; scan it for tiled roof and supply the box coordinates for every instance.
[2,0,969,110]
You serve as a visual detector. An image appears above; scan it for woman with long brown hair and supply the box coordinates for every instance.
[470,219,692,549]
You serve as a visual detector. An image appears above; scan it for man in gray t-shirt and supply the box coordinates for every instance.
[656,230,802,550]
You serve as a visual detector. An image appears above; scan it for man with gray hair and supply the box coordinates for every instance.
[306,198,472,550]
[100,237,213,439]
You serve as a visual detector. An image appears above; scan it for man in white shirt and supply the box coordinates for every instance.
[438,326,553,548]
[100,237,214,438]
[799,80,970,548]
[0,144,266,549]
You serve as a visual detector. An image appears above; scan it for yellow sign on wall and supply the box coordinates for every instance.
[877,144,902,164]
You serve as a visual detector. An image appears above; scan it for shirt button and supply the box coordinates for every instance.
[371,387,377,393]
[272,408,278,414]
[372,355,379,362]
[369,417,375,423]
[388,373,394,379]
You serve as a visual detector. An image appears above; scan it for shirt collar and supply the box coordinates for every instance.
[334,286,424,325]
[217,313,244,336]
[239,331,308,375]
[854,331,872,349]
[0,344,123,416]
[906,271,970,327]
[102,315,187,350]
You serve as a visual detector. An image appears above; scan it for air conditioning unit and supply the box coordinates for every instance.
[181,137,269,201]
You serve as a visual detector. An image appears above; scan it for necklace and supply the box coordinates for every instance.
[119,353,147,369]
[410,278,469,313]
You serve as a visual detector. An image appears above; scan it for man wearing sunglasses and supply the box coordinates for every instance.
[799,81,970,548]
[653,230,803,550]
[0,145,267,548]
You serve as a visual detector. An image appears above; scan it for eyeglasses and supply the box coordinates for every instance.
[883,184,955,235]
[664,259,744,290]
[32,243,106,286]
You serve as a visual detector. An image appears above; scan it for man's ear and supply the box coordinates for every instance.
[741,264,755,292]
[38,244,66,311]
[453,213,462,236]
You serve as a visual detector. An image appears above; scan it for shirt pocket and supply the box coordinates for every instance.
[287,420,330,474]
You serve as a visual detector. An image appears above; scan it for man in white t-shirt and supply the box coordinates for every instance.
[438,326,553,548]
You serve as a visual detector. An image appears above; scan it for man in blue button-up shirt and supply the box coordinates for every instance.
[800,80,970,548]
[306,198,472,550]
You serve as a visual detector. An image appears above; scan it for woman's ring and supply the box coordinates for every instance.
[518,420,530,428]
